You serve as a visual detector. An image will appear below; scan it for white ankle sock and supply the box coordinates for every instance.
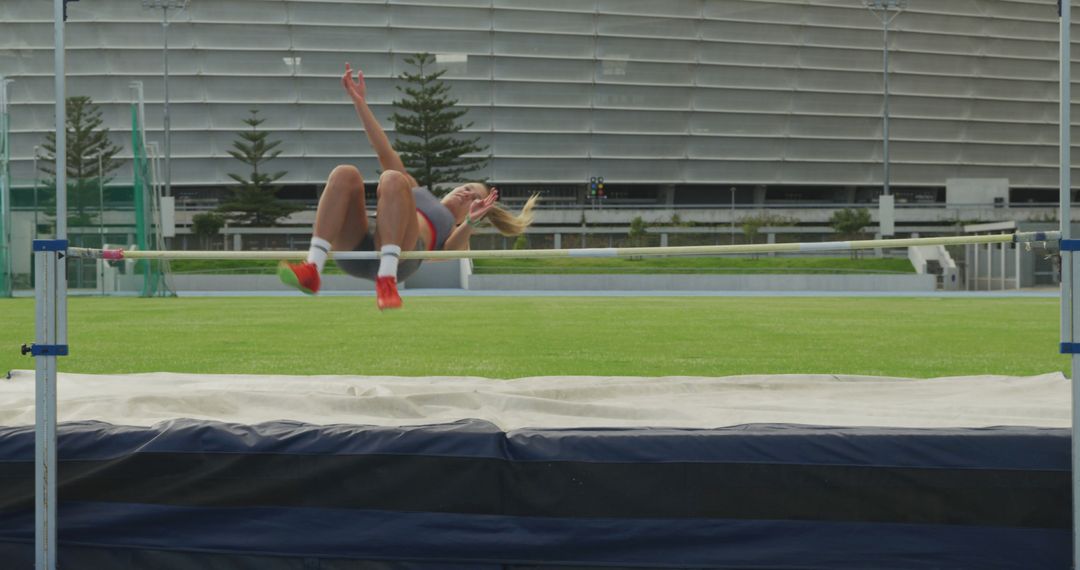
[307,237,332,273]
[378,244,402,278]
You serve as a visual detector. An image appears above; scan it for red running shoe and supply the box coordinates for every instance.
[375,275,402,310]
[277,261,321,295]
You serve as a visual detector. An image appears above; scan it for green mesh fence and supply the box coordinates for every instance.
[131,101,173,297]
[7,180,145,293]
[0,100,172,294]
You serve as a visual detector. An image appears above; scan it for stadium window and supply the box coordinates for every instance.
[282,57,301,74]
[601,59,628,76]
[436,53,469,75]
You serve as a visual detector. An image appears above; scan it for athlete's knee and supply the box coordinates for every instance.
[376,170,411,199]
[328,164,364,188]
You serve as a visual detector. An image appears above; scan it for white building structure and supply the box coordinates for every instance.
[0,0,1070,205]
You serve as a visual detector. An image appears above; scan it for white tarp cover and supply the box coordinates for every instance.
[0,370,1068,429]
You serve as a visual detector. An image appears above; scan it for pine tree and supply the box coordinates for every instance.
[829,207,873,259]
[389,53,489,192]
[829,207,873,240]
[218,109,300,226]
[37,96,122,227]
[191,212,225,249]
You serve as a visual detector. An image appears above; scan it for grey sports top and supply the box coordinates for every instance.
[413,186,456,250]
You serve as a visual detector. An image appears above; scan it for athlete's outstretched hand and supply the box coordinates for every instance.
[342,63,366,103]
[469,188,499,222]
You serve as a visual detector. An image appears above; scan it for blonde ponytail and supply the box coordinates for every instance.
[484,193,539,236]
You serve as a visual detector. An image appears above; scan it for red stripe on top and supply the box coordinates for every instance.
[416,210,438,251]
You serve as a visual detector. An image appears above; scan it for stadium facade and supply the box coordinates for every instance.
[0,0,1071,206]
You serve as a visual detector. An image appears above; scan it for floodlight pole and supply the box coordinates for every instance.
[729,187,735,243]
[98,152,105,296]
[864,0,905,196]
[163,6,171,199]
[33,147,40,241]
[142,0,188,202]
[864,0,905,237]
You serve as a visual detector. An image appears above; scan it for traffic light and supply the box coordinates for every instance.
[589,177,598,197]
[598,176,605,199]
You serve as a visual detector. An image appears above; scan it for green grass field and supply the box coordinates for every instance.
[1,296,1066,378]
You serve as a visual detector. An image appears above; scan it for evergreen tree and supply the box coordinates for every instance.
[191,212,225,249]
[37,96,122,227]
[829,207,873,258]
[829,207,873,239]
[389,53,489,192]
[218,109,300,226]
[626,216,649,247]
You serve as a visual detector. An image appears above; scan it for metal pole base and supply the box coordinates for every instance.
[32,239,67,570]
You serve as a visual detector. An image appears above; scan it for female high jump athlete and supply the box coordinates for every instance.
[279,63,538,309]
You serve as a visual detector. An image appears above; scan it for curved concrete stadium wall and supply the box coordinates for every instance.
[0,0,1076,189]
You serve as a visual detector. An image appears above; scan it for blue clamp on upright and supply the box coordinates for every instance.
[33,239,69,252]
[1060,239,1080,252]
[22,344,69,357]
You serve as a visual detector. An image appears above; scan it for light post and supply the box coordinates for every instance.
[97,152,105,295]
[864,0,906,198]
[864,0,905,238]
[141,0,189,201]
[32,146,39,241]
[730,186,736,244]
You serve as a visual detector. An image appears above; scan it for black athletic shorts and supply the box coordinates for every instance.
[335,232,424,283]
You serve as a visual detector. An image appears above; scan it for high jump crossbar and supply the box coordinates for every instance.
[67,231,1058,261]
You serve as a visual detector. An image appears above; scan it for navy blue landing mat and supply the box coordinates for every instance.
[0,419,1069,569]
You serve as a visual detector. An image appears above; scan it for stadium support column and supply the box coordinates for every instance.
[1057,2,1080,568]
